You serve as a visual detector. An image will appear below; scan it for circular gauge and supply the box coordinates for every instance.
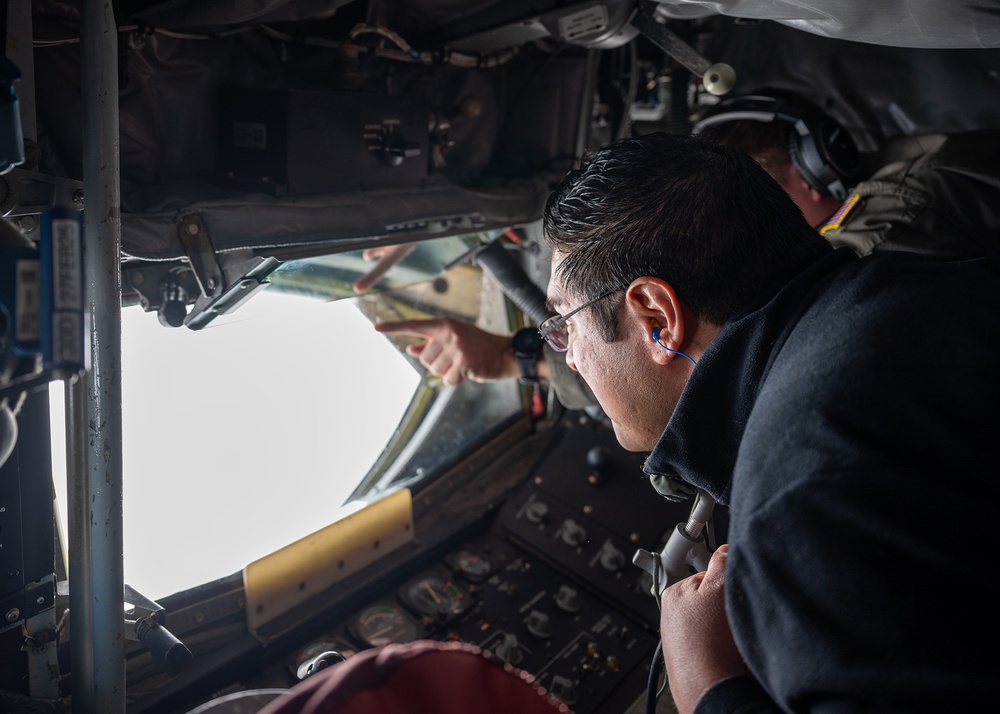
[350,603,419,648]
[287,637,356,679]
[451,549,492,582]
[403,574,472,618]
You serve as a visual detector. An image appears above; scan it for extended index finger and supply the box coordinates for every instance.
[374,319,440,337]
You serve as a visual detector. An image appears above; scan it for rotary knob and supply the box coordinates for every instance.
[524,500,549,524]
[555,585,582,613]
[379,128,421,167]
[549,676,578,706]
[525,610,553,639]
[560,518,587,547]
[493,633,523,665]
[587,445,612,485]
[598,540,625,571]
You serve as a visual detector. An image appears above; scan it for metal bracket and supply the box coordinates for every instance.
[184,255,279,330]
[177,215,223,300]
[0,169,85,242]
[630,10,736,96]
[123,252,279,330]
[25,605,60,700]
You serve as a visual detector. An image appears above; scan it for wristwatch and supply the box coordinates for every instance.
[511,327,545,385]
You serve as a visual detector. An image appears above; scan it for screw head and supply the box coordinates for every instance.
[5,608,20,623]
[185,222,200,235]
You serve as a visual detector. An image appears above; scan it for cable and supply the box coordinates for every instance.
[651,324,698,365]
[645,640,665,714]
[473,238,553,325]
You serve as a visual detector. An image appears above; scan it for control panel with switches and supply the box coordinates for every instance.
[241,414,727,713]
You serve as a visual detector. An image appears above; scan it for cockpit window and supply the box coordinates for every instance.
[50,233,524,600]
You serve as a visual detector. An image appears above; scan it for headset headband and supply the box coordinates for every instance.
[693,95,861,200]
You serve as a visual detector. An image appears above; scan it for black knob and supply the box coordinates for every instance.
[158,281,188,327]
[598,540,625,571]
[587,446,612,471]
[134,617,193,675]
[381,130,421,167]
[158,299,187,328]
[560,519,587,547]
[525,500,549,524]
[555,585,582,613]
[494,633,522,664]
[526,610,553,638]
[587,446,613,485]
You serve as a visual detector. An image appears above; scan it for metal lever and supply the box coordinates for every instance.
[630,12,736,96]
[124,584,193,675]
[633,489,716,597]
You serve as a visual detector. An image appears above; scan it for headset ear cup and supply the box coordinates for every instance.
[787,116,859,201]
[816,117,861,186]
[787,129,819,192]
[694,93,862,201]
[787,128,839,198]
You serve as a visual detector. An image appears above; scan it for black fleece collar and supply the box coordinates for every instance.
[643,248,858,506]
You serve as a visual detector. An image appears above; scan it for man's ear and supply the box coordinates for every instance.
[778,167,841,227]
[624,278,685,362]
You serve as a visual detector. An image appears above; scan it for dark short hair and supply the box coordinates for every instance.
[542,132,830,339]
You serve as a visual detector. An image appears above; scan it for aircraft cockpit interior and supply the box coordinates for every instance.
[2,1,1000,712]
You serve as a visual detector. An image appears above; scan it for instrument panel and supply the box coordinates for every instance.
[262,414,722,713]
[285,533,658,712]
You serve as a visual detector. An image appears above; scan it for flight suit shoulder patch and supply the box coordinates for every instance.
[819,193,861,236]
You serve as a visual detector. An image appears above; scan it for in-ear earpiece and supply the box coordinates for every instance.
[648,318,698,366]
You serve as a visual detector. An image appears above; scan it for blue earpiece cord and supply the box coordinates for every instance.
[651,326,698,366]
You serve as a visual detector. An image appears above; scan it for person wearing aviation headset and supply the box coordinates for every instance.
[373,92,1000,413]
[693,91,1000,260]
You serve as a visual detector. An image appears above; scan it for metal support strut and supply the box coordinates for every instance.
[68,0,125,712]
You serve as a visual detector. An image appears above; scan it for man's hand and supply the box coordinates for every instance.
[374,318,521,386]
[661,544,749,714]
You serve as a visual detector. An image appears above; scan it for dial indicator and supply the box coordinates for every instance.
[450,548,493,581]
[350,603,419,648]
[402,574,472,618]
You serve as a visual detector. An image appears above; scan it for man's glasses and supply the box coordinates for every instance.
[538,288,622,352]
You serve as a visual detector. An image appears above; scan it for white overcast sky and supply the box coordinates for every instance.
[51,290,419,600]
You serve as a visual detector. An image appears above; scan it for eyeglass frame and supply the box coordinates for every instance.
[537,287,623,352]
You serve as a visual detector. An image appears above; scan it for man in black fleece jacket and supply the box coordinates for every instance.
[540,131,999,713]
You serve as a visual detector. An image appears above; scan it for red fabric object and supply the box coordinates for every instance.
[258,640,571,714]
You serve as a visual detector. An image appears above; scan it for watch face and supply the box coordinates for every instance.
[512,328,544,355]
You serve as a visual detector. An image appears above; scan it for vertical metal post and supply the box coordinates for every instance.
[69,0,125,712]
